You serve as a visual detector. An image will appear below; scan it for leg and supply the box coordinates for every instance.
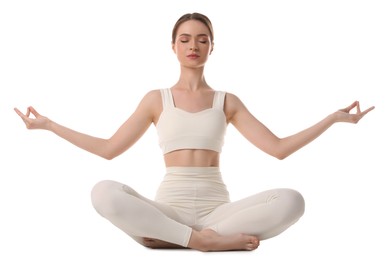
[90,180,192,248]
[142,237,187,249]
[202,188,305,240]
[152,166,262,252]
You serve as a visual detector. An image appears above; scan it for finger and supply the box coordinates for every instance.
[28,106,41,118]
[353,106,375,123]
[343,101,358,113]
[356,101,361,114]
[14,107,21,115]
[14,108,31,126]
[14,107,27,118]
[361,106,375,116]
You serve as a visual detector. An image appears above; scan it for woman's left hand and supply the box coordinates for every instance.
[334,101,375,123]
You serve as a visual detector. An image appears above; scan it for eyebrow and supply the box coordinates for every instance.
[178,33,209,38]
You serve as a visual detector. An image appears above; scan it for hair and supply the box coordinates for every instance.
[171,12,214,44]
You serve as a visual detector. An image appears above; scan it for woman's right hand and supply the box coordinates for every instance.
[14,106,51,130]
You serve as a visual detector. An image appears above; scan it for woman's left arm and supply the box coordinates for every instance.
[227,94,375,160]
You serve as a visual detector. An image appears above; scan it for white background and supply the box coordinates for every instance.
[1,0,387,259]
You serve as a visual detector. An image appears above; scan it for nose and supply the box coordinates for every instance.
[190,43,198,51]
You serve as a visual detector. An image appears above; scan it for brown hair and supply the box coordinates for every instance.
[171,13,214,44]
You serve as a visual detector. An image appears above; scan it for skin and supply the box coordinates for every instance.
[14,19,375,252]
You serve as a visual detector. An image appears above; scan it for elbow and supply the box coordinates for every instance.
[272,150,290,160]
[103,155,115,160]
[274,153,287,160]
[102,152,117,160]
[98,148,116,160]
[99,140,121,160]
[271,140,292,160]
[97,153,114,160]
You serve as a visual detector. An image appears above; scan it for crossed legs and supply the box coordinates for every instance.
[202,188,305,240]
[91,180,304,252]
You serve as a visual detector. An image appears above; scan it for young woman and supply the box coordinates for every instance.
[14,12,374,252]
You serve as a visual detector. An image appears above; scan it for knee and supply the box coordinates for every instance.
[281,188,305,220]
[90,180,121,216]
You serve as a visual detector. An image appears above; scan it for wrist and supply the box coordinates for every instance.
[327,112,338,124]
[45,118,54,131]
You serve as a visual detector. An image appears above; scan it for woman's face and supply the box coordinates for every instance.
[172,20,213,68]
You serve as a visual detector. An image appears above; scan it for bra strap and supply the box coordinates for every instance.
[213,91,226,110]
[160,88,174,108]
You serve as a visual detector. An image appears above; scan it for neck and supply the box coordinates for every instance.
[175,66,209,91]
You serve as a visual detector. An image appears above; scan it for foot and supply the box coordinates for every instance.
[143,237,186,249]
[188,229,260,252]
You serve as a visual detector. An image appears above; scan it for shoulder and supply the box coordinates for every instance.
[144,88,162,98]
[224,92,247,121]
[139,89,163,104]
[135,89,163,112]
[132,89,164,122]
[225,92,245,108]
[214,90,241,103]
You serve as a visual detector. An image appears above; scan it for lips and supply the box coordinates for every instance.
[187,54,199,58]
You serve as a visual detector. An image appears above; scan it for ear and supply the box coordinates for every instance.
[171,42,177,54]
[210,43,214,55]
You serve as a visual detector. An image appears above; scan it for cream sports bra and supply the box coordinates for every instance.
[156,88,227,154]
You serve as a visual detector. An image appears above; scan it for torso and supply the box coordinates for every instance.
[153,86,225,168]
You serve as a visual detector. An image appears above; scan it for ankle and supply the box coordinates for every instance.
[188,230,212,252]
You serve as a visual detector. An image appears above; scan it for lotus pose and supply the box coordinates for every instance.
[15,12,374,252]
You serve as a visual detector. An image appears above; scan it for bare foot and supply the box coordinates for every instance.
[188,229,260,252]
[143,237,186,249]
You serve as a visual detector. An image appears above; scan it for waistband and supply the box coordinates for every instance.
[164,167,222,180]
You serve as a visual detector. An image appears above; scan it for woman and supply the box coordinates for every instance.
[14,12,374,252]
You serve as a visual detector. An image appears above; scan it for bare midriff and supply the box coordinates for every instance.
[163,149,220,167]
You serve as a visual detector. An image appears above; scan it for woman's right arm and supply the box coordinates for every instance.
[14,90,160,160]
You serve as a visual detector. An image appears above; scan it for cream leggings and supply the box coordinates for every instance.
[91,167,305,247]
